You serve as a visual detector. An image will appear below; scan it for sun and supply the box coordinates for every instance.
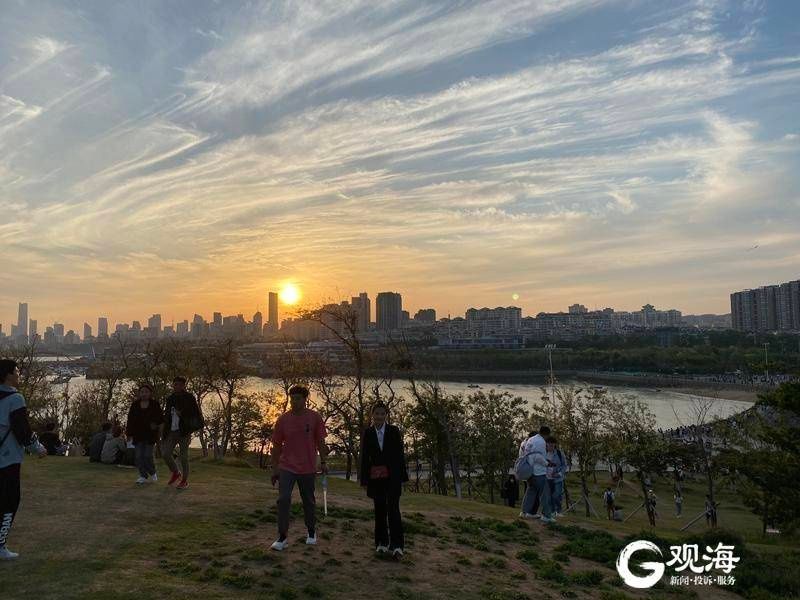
[279,283,302,305]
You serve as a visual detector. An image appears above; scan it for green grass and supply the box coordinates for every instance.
[1,456,797,599]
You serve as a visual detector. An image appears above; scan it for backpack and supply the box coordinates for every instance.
[0,390,18,450]
[604,490,615,504]
[514,451,536,481]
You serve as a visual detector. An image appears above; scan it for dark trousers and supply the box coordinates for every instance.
[0,464,21,549]
[277,470,316,538]
[372,481,404,550]
[161,431,190,477]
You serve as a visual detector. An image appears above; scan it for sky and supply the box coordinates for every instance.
[1,0,799,332]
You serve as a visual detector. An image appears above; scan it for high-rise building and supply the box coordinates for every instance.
[98,317,109,338]
[253,311,263,336]
[17,302,28,341]
[268,292,279,332]
[213,312,223,327]
[53,323,65,343]
[376,292,403,331]
[176,320,189,336]
[83,322,93,340]
[414,308,436,323]
[350,292,370,332]
[568,304,588,314]
[148,314,162,332]
[731,280,800,332]
[29,319,38,337]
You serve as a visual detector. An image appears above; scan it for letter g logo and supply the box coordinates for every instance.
[616,540,665,589]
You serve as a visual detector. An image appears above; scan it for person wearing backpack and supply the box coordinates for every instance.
[0,359,47,560]
[519,425,555,523]
[603,487,615,520]
[161,376,204,490]
[547,437,567,517]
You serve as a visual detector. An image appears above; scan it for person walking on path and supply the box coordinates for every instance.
[674,491,683,517]
[359,402,408,558]
[0,359,47,560]
[161,376,204,490]
[270,385,328,552]
[126,384,163,484]
[603,487,616,520]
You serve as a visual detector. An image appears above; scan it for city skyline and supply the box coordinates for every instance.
[2,289,731,339]
[2,1,799,326]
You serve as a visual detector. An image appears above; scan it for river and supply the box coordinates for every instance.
[58,376,753,429]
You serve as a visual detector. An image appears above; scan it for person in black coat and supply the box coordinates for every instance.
[161,376,203,489]
[125,384,163,484]
[359,402,408,558]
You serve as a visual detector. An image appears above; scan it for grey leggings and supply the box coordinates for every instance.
[134,443,156,478]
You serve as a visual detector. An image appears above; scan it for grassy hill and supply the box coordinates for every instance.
[2,455,797,600]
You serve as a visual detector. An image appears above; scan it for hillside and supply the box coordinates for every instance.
[1,456,795,600]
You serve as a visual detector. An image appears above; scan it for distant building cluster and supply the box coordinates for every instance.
[2,290,739,352]
[731,279,800,332]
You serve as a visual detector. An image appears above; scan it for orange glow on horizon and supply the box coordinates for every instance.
[279,283,302,305]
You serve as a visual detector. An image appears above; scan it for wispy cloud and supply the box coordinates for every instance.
[0,0,798,329]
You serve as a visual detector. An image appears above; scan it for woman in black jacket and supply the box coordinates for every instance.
[125,384,163,484]
[359,402,408,558]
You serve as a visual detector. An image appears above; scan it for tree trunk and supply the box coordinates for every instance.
[346,452,353,481]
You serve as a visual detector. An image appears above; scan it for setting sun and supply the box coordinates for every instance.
[279,283,302,305]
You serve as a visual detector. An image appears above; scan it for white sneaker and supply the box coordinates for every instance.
[0,547,19,560]
[554,512,565,518]
[150,473,158,482]
[306,534,317,545]
[392,548,404,558]
[541,516,556,524]
[376,545,389,553]
[135,476,147,484]
[271,538,289,551]
[520,512,539,519]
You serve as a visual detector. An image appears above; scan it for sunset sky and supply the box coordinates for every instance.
[2,0,799,332]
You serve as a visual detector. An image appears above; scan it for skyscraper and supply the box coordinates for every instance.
[731,279,800,332]
[83,322,92,340]
[17,302,28,341]
[376,292,402,331]
[253,311,263,336]
[268,292,279,332]
[350,292,371,332]
[29,319,38,338]
[98,317,109,338]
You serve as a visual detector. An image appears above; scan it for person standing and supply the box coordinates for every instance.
[0,359,47,560]
[502,475,519,508]
[359,402,408,558]
[125,384,162,484]
[705,494,717,528]
[520,425,554,523]
[674,491,683,517]
[161,377,203,490]
[270,385,327,552]
[547,437,567,516]
[603,487,616,520]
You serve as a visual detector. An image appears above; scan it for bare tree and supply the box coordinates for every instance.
[91,336,133,421]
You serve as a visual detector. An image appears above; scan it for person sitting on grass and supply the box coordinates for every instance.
[270,385,328,552]
[502,474,519,509]
[38,422,68,456]
[89,422,112,463]
[359,401,408,558]
[101,425,128,465]
[0,359,47,560]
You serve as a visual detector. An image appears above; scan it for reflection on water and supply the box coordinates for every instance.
[58,376,752,429]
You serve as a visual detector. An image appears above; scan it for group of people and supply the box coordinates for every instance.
[516,426,568,523]
[269,385,408,557]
